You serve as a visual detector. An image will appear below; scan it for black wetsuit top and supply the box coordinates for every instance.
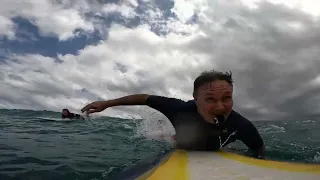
[62,113,84,119]
[146,95,264,151]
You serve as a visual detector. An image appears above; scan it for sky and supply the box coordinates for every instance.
[1,0,320,121]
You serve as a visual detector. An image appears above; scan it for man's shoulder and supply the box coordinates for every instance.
[145,95,195,118]
[229,110,247,119]
[179,99,197,110]
[228,110,253,127]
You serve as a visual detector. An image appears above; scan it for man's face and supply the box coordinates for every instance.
[193,80,233,123]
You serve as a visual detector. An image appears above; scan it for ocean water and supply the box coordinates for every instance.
[0,109,319,180]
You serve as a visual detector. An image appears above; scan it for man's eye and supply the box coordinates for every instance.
[206,98,215,102]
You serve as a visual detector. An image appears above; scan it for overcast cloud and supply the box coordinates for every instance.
[1,0,320,121]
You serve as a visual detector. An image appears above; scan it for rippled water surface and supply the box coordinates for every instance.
[0,109,319,179]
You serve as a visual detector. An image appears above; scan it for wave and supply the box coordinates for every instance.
[261,124,286,133]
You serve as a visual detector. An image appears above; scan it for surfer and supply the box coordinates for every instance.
[61,109,84,120]
[80,70,266,159]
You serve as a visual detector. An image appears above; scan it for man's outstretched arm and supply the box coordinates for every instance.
[81,94,185,119]
[81,94,151,114]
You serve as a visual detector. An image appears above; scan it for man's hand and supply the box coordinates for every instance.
[81,101,111,115]
[256,144,266,159]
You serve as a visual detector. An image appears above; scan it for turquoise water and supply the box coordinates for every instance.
[0,109,319,179]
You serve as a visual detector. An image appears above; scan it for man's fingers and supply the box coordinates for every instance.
[81,106,87,112]
[87,109,100,115]
[81,103,92,112]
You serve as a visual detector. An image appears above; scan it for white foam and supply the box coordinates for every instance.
[123,124,133,129]
[135,111,175,144]
[301,119,316,123]
[313,152,320,163]
[262,124,286,133]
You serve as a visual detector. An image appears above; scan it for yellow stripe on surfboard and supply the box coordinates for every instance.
[136,149,320,180]
[217,150,320,174]
[138,150,189,180]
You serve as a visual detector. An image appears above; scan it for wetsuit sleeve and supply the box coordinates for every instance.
[146,95,186,120]
[238,119,264,151]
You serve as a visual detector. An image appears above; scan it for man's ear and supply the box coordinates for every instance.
[193,92,197,100]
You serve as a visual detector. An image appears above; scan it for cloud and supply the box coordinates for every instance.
[0,0,94,41]
[1,0,320,121]
[102,2,137,19]
[0,15,15,39]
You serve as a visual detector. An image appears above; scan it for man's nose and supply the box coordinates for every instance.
[215,101,224,110]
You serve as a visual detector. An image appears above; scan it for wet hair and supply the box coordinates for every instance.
[62,109,71,118]
[62,109,70,113]
[193,70,233,96]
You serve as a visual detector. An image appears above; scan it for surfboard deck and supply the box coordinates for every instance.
[136,150,320,180]
[37,117,76,122]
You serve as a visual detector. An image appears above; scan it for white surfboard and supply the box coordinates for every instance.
[37,117,76,122]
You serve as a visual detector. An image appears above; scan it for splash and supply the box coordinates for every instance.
[314,152,320,163]
[134,112,176,144]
